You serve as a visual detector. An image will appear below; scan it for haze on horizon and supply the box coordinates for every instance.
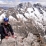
[0,0,46,7]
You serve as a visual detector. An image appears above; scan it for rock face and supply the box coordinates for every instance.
[1,37,16,46]
[0,2,46,46]
[23,33,40,46]
[1,33,40,46]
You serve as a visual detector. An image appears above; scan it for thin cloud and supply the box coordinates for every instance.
[37,0,46,5]
[38,0,46,2]
[0,0,46,7]
[0,0,20,4]
[0,1,6,4]
[0,0,20,7]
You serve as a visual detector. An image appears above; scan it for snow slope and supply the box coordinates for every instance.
[0,3,46,34]
[0,12,6,23]
[25,7,46,31]
[12,7,45,35]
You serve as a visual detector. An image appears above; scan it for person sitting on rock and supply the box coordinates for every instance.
[0,17,14,40]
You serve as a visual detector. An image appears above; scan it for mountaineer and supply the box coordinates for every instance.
[0,17,14,40]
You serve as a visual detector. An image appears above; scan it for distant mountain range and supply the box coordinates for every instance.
[0,7,9,10]
[0,3,15,10]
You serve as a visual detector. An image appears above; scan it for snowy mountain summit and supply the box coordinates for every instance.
[0,2,46,36]
[0,2,46,46]
[16,3,46,31]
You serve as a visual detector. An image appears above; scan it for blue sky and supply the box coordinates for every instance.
[0,0,37,2]
[0,0,46,2]
[0,0,46,6]
[20,0,37,2]
[0,0,15,2]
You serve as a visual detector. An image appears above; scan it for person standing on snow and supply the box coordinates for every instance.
[0,17,14,40]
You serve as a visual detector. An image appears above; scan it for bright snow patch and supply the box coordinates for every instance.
[9,15,16,21]
[17,14,27,21]
[0,12,6,23]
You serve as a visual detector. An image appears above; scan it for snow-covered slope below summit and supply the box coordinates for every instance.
[24,7,46,32]
[0,3,46,34]
[17,14,27,21]
[9,15,17,21]
[0,12,6,23]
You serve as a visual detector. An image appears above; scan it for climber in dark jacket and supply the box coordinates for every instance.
[0,17,14,40]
